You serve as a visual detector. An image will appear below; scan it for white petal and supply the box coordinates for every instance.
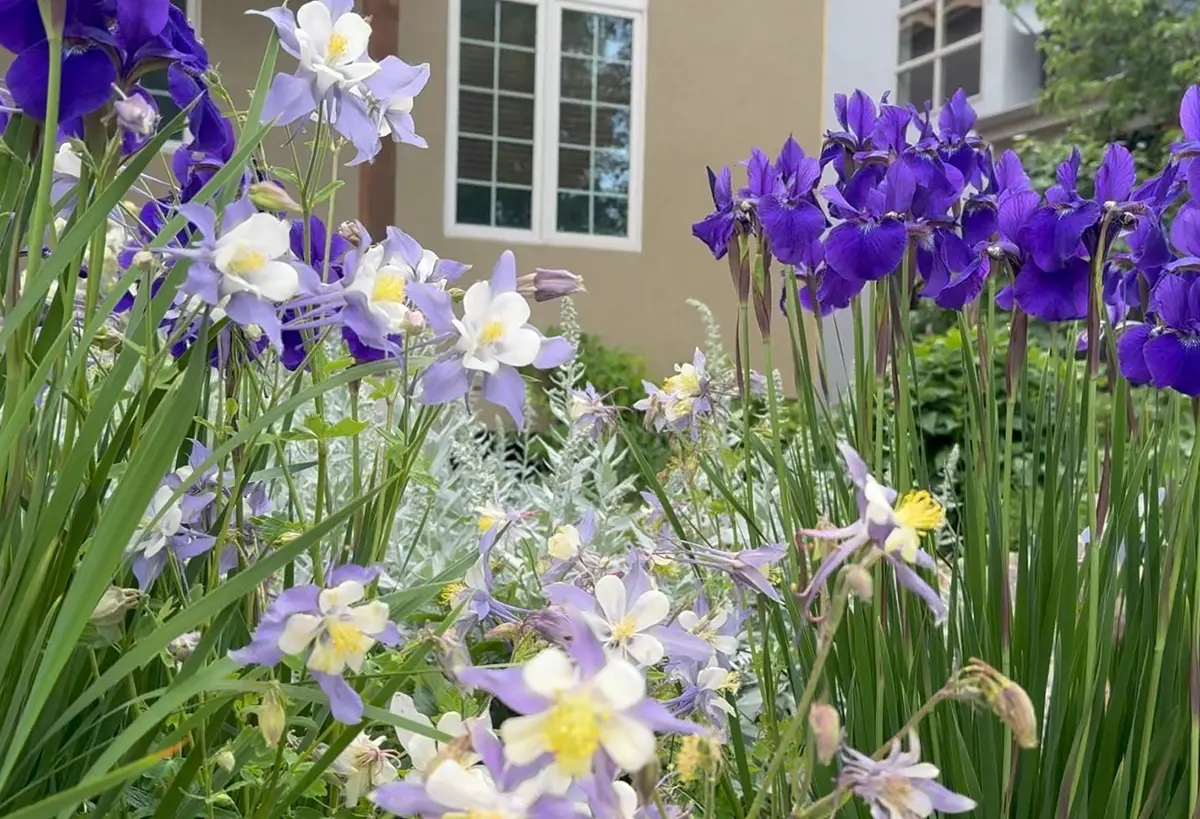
[461,280,493,322]
[320,580,365,611]
[338,60,381,84]
[626,590,669,630]
[407,734,439,771]
[592,658,645,710]
[348,600,389,635]
[613,781,639,819]
[436,711,467,738]
[623,633,664,667]
[698,665,728,691]
[296,1,333,51]
[490,290,532,326]
[343,768,368,806]
[598,713,657,772]
[522,648,576,698]
[677,611,699,631]
[330,12,372,62]
[223,213,291,259]
[594,575,628,622]
[462,350,500,374]
[500,713,549,765]
[713,635,739,656]
[244,261,300,302]
[493,326,542,368]
[424,759,498,810]
[388,692,431,747]
[899,762,941,779]
[277,612,322,655]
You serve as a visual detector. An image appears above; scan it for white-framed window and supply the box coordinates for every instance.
[141,0,201,145]
[896,0,982,107]
[444,0,648,252]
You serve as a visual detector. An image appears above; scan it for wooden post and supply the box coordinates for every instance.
[359,0,400,237]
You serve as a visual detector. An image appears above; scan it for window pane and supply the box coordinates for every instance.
[497,95,534,139]
[943,0,982,45]
[459,90,494,135]
[561,56,593,101]
[897,61,934,106]
[499,1,536,47]
[942,43,981,98]
[558,147,592,190]
[898,8,935,62]
[594,107,629,149]
[461,0,496,39]
[596,61,630,105]
[557,192,590,233]
[561,10,595,56]
[460,43,494,87]
[496,141,533,185]
[458,137,493,181]
[560,102,592,146]
[495,187,532,228]
[457,183,492,225]
[499,48,535,93]
[599,16,633,61]
[593,149,628,194]
[593,196,628,236]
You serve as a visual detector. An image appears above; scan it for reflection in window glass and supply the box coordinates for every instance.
[897,61,934,106]
[898,8,936,62]
[942,0,982,45]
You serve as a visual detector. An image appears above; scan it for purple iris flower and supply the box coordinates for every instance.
[279,215,352,368]
[691,165,741,259]
[231,564,401,724]
[1117,271,1200,396]
[936,89,989,189]
[1171,85,1200,161]
[167,197,322,349]
[820,164,910,283]
[545,550,712,667]
[820,89,880,180]
[746,137,827,267]
[406,250,574,428]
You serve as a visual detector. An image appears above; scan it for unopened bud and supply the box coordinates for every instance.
[447,287,466,304]
[844,564,874,601]
[547,524,581,561]
[132,249,156,269]
[90,586,140,627]
[258,688,286,748]
[516,268,586,302]
[485,621,520,641]
[404,309,425,331]
[522,605,573,647]
[956,659,1038,749]
[248,181,302,214]
[337,220,363,245]
[808,702,841,765]
[168,630,201,662]
[214,748,236,772]
[114,93,160,138]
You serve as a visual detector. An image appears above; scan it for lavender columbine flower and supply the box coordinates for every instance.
[362,55,431,148]
[798,442,948,623]
[567,384,618,441]
[407,250,575,428]
[388,692,477,778]
[249,1,383,163]
[1117,272,1200,396]
[171,198,320,348]
[371,720,579,819]
[546,552,710,667]
[231,565,401,724]
[839,733,976,818]
[668,542,788,603]
[634,349,713,436]
[452,527,524,629]
[128,484,216,590]
[676,593,742,668]
[664,663,738,735]
[458,621,699,782]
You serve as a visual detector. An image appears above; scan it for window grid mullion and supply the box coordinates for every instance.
[491,1,502,226]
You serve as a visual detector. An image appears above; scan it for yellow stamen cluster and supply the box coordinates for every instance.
[893,490,945,535]
[372,274,406,304]
[610,616,638,644]
[227,250,265,276]
[675,734,721,784]
[326,619,369,658]
[440,581,467,605]
[542,693,605,777]
[717,670,741,694]
[478,320,506,345]
[326,33,349,61]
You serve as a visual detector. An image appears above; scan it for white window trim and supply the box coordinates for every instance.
[896,0,984,106]
[443,0,648,252]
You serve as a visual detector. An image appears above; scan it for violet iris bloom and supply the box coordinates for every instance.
[747,137,826,267]
[691,165,740,259]
[1117,271,1200,396]
[231,564,401,724]
[936,89,988,189]
[1171,85,1200,162]
[820,164,910,283]
[820,89,880,180]
[407,250,574,428]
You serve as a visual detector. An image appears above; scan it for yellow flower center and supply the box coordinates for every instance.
[610,616,639,643]
[441,581,467,604]
[893,490,945,534]
[718,670,741,694]
[478,320,506,345]
[227,250,265,276]
[326,619,369,658]
[542,693,605,777]
[326,33,349,61]
[664,364,701,397]
[372,274,406,304]
[879,775,916,808]
[478,513,500,533]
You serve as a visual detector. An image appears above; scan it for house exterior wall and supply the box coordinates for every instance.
[392,0,829,379]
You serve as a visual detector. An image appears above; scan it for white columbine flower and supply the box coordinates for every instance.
[328,732,399,806]
[278,580,390,675]
[677,605,739,662]
[582,574,671,666]
[547,524,581,561]
[213,213,302,302]
[132,485,184,560]
[54,142,82,178]
[388,693,477,777]
[453,280,541,374]
[344,244,411,333]
[294,0,378,94]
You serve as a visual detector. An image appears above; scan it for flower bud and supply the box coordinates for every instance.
[404,309,426,331]
[168,631,201,662]
[632,756,660,806]
[447,287,466,304]
[90,586,140,627]
[114,93,159,138]
[214,748,236,772]
[258,688,286,748]
[955,659,1039,749]
[516,268,586,302]
[808,702,841,765]
[248,181,302,214]
[132,249,156,270]
[844,564,874,601]
[338,220,364,244]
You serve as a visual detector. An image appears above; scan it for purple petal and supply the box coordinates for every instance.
[366,55,431,99]
[798,533,865,615]
[313,671,363,724]
[799,265,866,315]
[172,533,216,561]
[691,209,736,260]
[1144,333,1200,396]
[1012,257,1090,322]
[221,197,257,233]
[1095,143,1136,204]
[467,719,506,780]
[418,357,471,406]
[406,281,457,335]
[533,336,575,369]
[579,508,597,543]
[888,556,948,624]
[370,782,448,816]
[245,7,301,56]
[457,666,551,714]
[224,293,283,349]
[132,550,167,590]
[998,190,1040,244]
[912,780,977,814]
[1170,205,1200,259]
[649,625,713,664]
[545,583,600,614]
[846,90,878,141]
[260,72,319,127]
[335,92,382,165]
[567,617,608,678]
[938,88,976,138]
[9,43,116,122]
[994,150,1031,194]
[824,219,907,281]
[740,149,775,199]
[1019,202,1099,272]
[329,564,381,587]
[177,202,217,240]
[1117,323,1153,385]
[490,250,518,293]
[482,366,527,428]
[1182,85,1200,142]
[118,0,170,52]
[1150,272,1193,328]
[758,199,826,266]
[837,441,871,488]
[627,698,703,735]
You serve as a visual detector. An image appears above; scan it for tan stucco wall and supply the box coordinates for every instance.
[393,0,827,383]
